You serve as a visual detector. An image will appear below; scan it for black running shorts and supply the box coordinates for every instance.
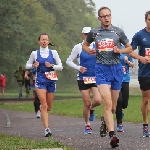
[138,77,150,91]
[24,79,30,88]
[77,80,97,90]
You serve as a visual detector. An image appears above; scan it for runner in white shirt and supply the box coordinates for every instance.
[26,33,63,137]
[66,27,102,134]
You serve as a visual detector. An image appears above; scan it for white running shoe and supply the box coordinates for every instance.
[36,111,41,118]
[45,128,52,137]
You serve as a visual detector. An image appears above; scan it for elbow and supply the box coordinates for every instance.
[66,59,69,66]
[82,44,85,51]
[60,66,63,71]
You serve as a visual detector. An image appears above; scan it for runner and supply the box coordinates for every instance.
[82,7,132,148]
[26,33,63,137]
[24,69,31,98]
[66,27,102,134]
[130,10,150,137]
[116,45,134,132]
[24,69,41,118]
[14,66,25,98]
[0,73,6,96]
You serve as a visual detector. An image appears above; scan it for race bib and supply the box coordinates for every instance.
[45,71,58,80]
[97,38,114,52]
[122,66,126,74]
[145,48,150,59]
[83,77,96,84]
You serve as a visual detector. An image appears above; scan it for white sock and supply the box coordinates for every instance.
[85,123,90,126]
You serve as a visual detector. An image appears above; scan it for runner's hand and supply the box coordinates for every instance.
[139,56,149,64]
[32,61,39,68]
[113,46,120,53]
[80,66,87,73]
[45,61,53,67]
[24,74,29,79]
[89,49,96,55]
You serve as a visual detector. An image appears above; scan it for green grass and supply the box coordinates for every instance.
[0,134,71,150]
[0,92,82,99]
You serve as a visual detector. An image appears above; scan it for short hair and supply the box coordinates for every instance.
[145,11,150,20]
[98,6,111,17]
[38,33,49,41]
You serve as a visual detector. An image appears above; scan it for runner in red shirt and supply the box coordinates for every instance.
[0,73,6,95]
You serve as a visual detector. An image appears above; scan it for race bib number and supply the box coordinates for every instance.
[145,48,150,59]
[83,77,96,84]
[45,71,58,80]
[97,38,114,52]
[122,66,126,74]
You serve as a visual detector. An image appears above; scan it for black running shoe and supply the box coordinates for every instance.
[100,116,107,137]
[110,133,119,148]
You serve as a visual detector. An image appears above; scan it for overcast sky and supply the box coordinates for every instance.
[92,0,150,42]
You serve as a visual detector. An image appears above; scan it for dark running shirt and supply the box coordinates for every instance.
[86,25,129,65]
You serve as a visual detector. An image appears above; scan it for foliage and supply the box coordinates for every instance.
[0,0,97,91]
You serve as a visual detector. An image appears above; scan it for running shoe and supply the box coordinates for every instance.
[45,128,52,137]
[143,126,150,137]
[117,124,124,132]
[36,110,41,118]
[89,110,95,121]
[84,124,92,134]
[100,116,107,137]
[110,133,119,148]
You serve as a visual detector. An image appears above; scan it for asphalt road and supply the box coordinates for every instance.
[0,108,150,150]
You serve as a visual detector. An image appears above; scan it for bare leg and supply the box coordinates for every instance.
[90,87,102,108]
[80,89,91,123]
[35,87,48,128]
[141,90,150,124]
[97,84,114,132]
[111,90,120,113]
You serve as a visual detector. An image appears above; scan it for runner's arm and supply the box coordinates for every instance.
[51,50,63,71]
[66,44,81,71]
[26,51,37,69]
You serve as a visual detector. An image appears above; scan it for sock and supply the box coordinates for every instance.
[90,103,92,109]
[85,122,90,126]
[117,121,122,125]
[109,131,115,138]
[143,124,148,127]
[45,127,51,132]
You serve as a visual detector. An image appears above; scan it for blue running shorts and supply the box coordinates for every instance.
[35,80,56,93]
[95,63,123,90]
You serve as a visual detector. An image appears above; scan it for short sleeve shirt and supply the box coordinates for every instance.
[86,25,129,65]
[131,28,150,77]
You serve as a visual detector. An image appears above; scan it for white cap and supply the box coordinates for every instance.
[82,27,91,33]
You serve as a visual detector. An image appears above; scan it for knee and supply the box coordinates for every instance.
[84,101,91,108]
[94,99,101,106]
[104,100,112,111]
[41,104,48,111]
[143,96,149,106]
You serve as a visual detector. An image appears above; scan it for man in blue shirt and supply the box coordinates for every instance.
[130,10,150,137]
[116,46,134,132]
